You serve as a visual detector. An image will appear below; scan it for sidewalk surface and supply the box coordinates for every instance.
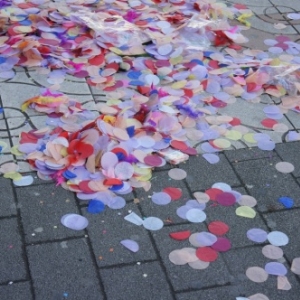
[0,0,300,299]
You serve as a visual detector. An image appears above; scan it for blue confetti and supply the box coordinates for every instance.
[0,57,6,64]
[63,170,77,179]
[129,80,144,86]
[19,20,32,26]
[203,51,214,57]
[191,59,204,66]
[87,200,105,214]
[278,196,294,209]
[109,183,124,191]
[126,126,135,138]
[38,144,46,151]
[116,152,126,161]
[127,71,142,79]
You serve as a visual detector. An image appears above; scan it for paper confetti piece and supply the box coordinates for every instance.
[169,231,191,241]
[120,239,139,253]
[291,257,300,275]
[277,276,292,290]
[61,214,89,231]
[236,206,256,218]
[246,267,268,283]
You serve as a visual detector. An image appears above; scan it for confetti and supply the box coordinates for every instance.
[246,267,268,283]
[61,214,89,231]
[267,231,289,246]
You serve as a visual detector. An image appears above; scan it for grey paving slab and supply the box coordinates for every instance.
[262,208,300,263]
[0,177,17,217]
[100,261,174,300]
[0,218,27,283]
[275,141,300,177]
[0,119,9,137]
[0,82,40,115]
[179,154,241,192]
[82,203,157,267]
[205,200,270,249]
[16,183,83,243]
[233,156,300,212]
[270,0,300,9]
[27,239,103,300]
[0,282,32,300]
[135,170,191,225]
[225,147,275,162]
[27,70,91,95]
[222,246,300,299]
[226,0,271,6]
[175,285,244,300]
[151,223,231,291]
[284,111,300,131]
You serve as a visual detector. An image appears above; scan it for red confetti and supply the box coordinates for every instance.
[205,188,223,201]
[196,247,218,262]
[169,230,191,241]
[261,118,278,128]
[208,221,229,236]
[163,187,182,200]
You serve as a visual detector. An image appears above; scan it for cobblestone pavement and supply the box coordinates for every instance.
[0,0,300,299]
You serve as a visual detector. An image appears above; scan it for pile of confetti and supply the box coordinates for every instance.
[0,1,300,298]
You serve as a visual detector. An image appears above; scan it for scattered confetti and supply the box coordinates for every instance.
[278,196,294,208]
[265,262,287,276]
[120,239,139,253]
[262,245,283,260]
[61,214,89,231]
[246,267,268,283]
[247,228,268,243]
[291,257,300,275]
[267,231,289,246]
[236,206,256,218]
[275,162,295,173]
[169,231,191,241]
[143,217,164,231]
[277,276,292,290]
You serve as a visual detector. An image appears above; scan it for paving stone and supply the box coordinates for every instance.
[151,223,231,291]
[100,261,173,300]
[175,285,244,300]
[263,209,300,263]
[0,119,9,137]
[0,218,27,283]
[179,154,241,192]
[225,147,275,162]
[83,203,157,267]
[205,187,270,248]
[16,183,83,243]
[270,0,300,8]
[27,239,103,300]
[27,70,91,95]
[276,141,300,177]
[0,177,17,217]
[0,282,32,300]
[135,171,191,225]
[233,156,300,212]
[222,246,300,299]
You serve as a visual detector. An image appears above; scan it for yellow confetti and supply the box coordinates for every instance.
[170,56,183,65]
[243,133,257,144]
[236,206,256,218]
[10,145,23,156]
[213,138,231,149]
[3,172,23,180]
[225,130,242,141]
[237,12,253,27]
